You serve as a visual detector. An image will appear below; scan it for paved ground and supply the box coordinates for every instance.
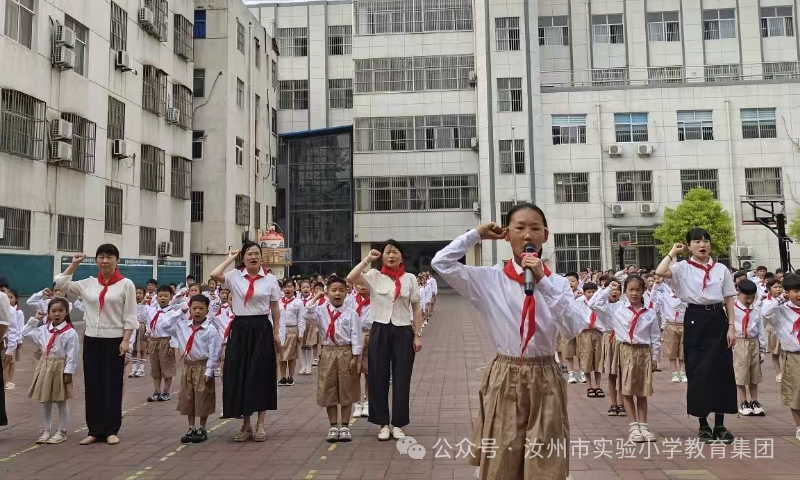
[1,294,800,479]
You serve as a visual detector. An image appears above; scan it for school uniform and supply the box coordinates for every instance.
[302,295,322,348]
[211,303,235,347]
[588,287,622,376]
[353,294,372,374]
[23,319,79,402]
[432,230,586,480]
[142,305,179,380]
[278,296,305,361]
[652,283,687,361]
[0,293,11,426]
[576,297,606,374]
[759,298,800,410]
[305,302,362,407]
[27,290,73,313]
[3,305,24,367]
[132,304,148,353]
[759,295,785,355]
[668,258,738,417]
[732,301,766,386]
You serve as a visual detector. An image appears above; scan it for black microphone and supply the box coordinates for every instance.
[523,242,536,296]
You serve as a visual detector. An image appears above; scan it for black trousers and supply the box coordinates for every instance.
[83,336,125,439]
[368,322,415,428]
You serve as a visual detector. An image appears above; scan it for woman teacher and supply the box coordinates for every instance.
[55,246,136,445]
[347,240,423,441]
[0,289,10,427]
[210,241,281,442]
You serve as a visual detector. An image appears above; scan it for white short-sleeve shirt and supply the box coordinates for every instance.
[669,258,736,305]
[223,267,282,316]
[361,268,420,327]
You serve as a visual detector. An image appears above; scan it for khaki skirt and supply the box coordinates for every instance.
[767,328,783,355]
[601,332,620,376]
[733,337,762,386]
[361,331,370,375]
[578,329,603,373]
[132,323,148,352]
[29,356,72,402]
[781,352,800,410]
[317,344,359,407]
[469,354,569,480]
[178,359,216,417]
[557,334,576,358]
[618,343,653,397]
[279,326,299,361]
[303,323,319,348]
[662,321,685,361]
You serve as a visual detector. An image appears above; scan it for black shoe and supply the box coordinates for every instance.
[191,427,208,443]
[607,405,618,416]
[617,405,627,417]
[713,426,735,444]
[750,400,766,416]
[286,377,295,386]
[147,392,160,402]
[181,427,196,443]
[278,377,288,386]
[159,392,170,401]
[698,425,714,443]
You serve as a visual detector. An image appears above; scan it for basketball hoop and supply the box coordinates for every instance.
[619,241,632,248]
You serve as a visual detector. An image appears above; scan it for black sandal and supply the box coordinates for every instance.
[587,388,597,398]
[607,405,618,416]
[595,388,606,398]
[617,405,627,416]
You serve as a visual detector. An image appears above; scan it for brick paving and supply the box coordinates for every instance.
[1,294,799,479]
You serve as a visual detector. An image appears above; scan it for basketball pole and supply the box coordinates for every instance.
[776,212,790,273]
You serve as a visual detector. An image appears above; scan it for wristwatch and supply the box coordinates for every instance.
[414,331,422,337]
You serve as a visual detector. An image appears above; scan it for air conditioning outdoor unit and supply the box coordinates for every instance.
[138,7,155,30]
[54,25,75,48]
[639,203,656,216]
[472,202,481,214]
[737,246,754,258]
[608,144,623,157]
[637,144,653,156]
[167,107,180,124]
[115,50,132,71]
[112,139,127,158]
[470,137,479,151]
[468,71,477,86]
[611,204,627,217]
[50,141,73,165]
[740,259,756,271]
[50,119,73,140]
[52,45,75,69]
[158,241,173,257]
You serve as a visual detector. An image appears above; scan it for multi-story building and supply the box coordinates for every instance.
[251,0,800,272]
[0,0,195,292]
[189,0,279,281]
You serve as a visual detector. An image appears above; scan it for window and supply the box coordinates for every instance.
[354,175,479,212]
[235,137,244,166]
[271,108,277,134]
[354,114,477,152]
[328,25,352,55]
[680,169,719,198]
[499,139,525,174]
[354,0,473,35]
[0,206,31,249]
[254,202,261,230]
[236,78,244,108]
[170,156,192,200]
[193,69,205,97]
[592,14,624,44]
[111,2,128,51]
[105,186,123,234]
[172,84,193,130]
[614,113,648,142]
[64,16,88,76]
[329,79,353,109]
[194,10,206,39]
[647,12,680,41]
[272,60,278,88]
[677,111,713,141]
[354,55,475,93]
[497,78,522,112]
[141,145,165,192]
[0,89,46,159]
[57,215,84,252]
[236,19,245,53]
[555,173,589,203]
[144,0,168,41]
[270,206,277,224]
[107,96,125,140]
[496,17,520,51]
[60,113,96,173]
[142,65,168,116]
[270,157,278,185]
[278,27,308,57]
[499,201,514,227]
[192,130,203,159]
[616,171,653,202]
[235,194,250,225]
[703,9,736,40]
[745,167,783,197]
[741,108,777,139]
[761,7,794,37]
[551,115,586,144]
[4,0,34,48]
[170,230,184,257]
[139,226,156,256]
[191,191,204,222]
[254,37,261,68]
[174,14,194,61]
[254,148,260,174]
[279,80,309,110]
[539,16,569,46]
[190,253,203,281]
[554,233,602,273]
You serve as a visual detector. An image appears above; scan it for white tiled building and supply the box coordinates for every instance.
[249,0,800,272]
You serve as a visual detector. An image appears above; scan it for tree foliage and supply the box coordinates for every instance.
[790,214,800,243]
[653,188,735,258]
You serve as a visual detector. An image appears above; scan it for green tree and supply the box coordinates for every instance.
[653,188,735,258]
[790,214,800,243]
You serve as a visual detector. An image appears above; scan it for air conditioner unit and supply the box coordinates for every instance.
[158,241,173,257]
[611,204,627,217]
[639,203,657,216]
[50,141,73,165]
[737,246,754,258]
[54,25,75,48]
[468,70,477,85]
[112,139,127,158]
[52,45,75,70]
[740,259,756,271]
[138,7,155,30]
[167,107,180,124]
[470,137,479,151]
[637,144,653,157]
[608,144,623,157]
[50,119,73,140]
[472,202,481,214]
[115,50,132,71]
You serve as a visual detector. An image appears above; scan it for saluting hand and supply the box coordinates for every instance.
[228,248,240,260]
[365,249,381,263]
[669,243,685,257]
[476,222,505,241]
[71,254,86,265]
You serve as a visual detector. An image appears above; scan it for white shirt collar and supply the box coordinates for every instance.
[239,267,267,277]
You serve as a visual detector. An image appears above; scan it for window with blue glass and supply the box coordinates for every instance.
[194,10,206,39]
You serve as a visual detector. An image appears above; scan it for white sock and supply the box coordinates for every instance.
[42,401,53,432]
[306,349,313,367]
[56,400,70,432]
[138,359,145,370]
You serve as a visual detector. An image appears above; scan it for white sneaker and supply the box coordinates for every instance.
[361,401,369,417]
[796,426,800,442]
[378,425,391,441]
[578,371,586,383]
[46,430,67,444]
[671,372,680,383]
[739,401,753,416]
[680,371,688,383]
[751,400,765,416]
[4,382,14,390]
[36,430,51,444]
[628,422,644,443]
[567,372,577,384]
[391,426,405,440]
[777,374,782,383]
[639,423,656,442]
[353,402,363,418]
[136,368,146,378]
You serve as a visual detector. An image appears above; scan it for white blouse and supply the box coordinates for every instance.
[22,319,80,374]
[55,273,138,338]
[732,300,766,347]
[588,287,662,361]
[668,258,736,305]
[305,303,363,355]
[361,268,420,327]
[141,305,180,348]
[222,267,282,317]
[651,283,686,327]
[0,292,10,329]
[278,296,306,345]
[759,298,800,353]
[160,311,222,377]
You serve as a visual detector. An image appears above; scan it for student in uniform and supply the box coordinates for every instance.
[431,203,586,480]
[655,229,738,444]
[762,278,785,382]
[3,290,24,390]
[598,278,626,417]
[278,279,305,386]
[731,280,766,417]
[562,272,584,384]
[308,282,326,367]
[0,289,10,427]
[142,286,179,402]
[352,282,371,418]
[305,277,362,443]
[129,287,149,379]
[760,273,800,441]
[145,279,158,307]
[577,282,605,398]
[298,280,317,375]
[652,278,687,383]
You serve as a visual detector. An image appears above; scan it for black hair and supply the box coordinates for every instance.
[237,241,263,268]
[623,274,645,292]
[506,202,549,229]
[313,281,325,290]
[380,239,406,263]
[7,289,18,300]
[757,265,767,272]
[280,278,295,288]
[685,228,712,244]
[764,272,776,280]
[169,283,177,288]
[604,277,620,288]
[96,243,120,258]
[766,277,782,291]
[156,285,172,294]
[782,273,800,292]
[776,268,785,274]
[48,298,73,324]
[147,278,157,286]
[733,270,747,280]
[186,275,196,281]
[599,274,611,285]
[327,276,347,289]
[135,286,145,293]
[0,277,8,290]
[189,294,210,308]
[582,282,598,292]
[566,272,579,280]
[737,279,758,295]
[300,279,311,287]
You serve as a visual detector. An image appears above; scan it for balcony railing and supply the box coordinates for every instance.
[541,62,800,90]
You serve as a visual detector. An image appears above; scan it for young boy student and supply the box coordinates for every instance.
[141,286,179,402]
[732,280,766,416]
[129,287,149,379]
[762,278,785,382]
[352,282,371,418]
[577,282,605,398]
[278,279,305,386]
[305,277,362,443]
[3,289,24,390]
[562,272,585,384]
[652,278,687,383]
[160,295,221,443]
[599,278,627,417]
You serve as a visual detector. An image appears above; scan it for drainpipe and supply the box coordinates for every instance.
[725,98,740,260]
[595,103,609,266]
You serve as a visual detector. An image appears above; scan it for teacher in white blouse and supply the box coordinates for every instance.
[0,289,10,426]
[56,246,137,445]
[347,239,423,441]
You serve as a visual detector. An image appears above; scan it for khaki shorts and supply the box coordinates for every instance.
[149,337,176,379]
[178,359,216,417]
[577,329,603,373]
[361,331,370,375]
[558,334,576,359]
[662,322,685,361]
[316,345,359,407]
[618,343,653,397]
[781,352,800,410]
[133,323,148,352]
[733,337,762,386]
[767,329,783,355]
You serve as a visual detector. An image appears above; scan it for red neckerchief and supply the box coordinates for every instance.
[216,303,229,316]
[98,269,126,314]
[46,323,74,356]
[355,294,370,316]
[183,322,204,358]
[301,295,311,306]
[627,305,648,342]
[149,308,167,331]
[735,303,752,338]
[325,305,343,343]
[502,255,552,358]
[788,305,800,344]
[317,296,326,306]
[686,259,715,291]
[241,268,265,306]
[380,264,406,300]
[281,296,295,310]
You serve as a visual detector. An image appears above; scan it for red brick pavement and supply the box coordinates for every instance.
[1,294,799,479]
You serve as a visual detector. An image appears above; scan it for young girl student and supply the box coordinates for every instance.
[731,280,766,416]
[652,278,687,383]
[576,282,605,398]
[762,278,785,382]
[278,279,305,386]
[129,287,149,379]
[656,229,738,444]
[4,290,24,390]
[352,282,371,418]
[588,277,661,442]
[599,278,626,417]
[23,298,79,444]
[431,203,588,480]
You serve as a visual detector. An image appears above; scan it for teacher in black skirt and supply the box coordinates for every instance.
[210,241,282,442]
[0,289,10,427]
